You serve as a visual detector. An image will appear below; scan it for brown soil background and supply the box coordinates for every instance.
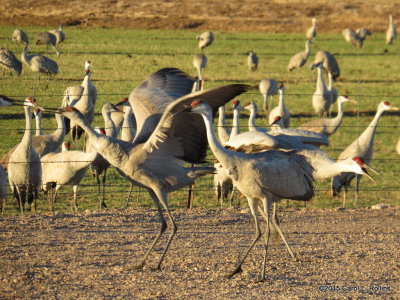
[1,1,400,298]
[1,0,400,33]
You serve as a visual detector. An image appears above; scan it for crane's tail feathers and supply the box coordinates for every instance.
[188,166,215,179]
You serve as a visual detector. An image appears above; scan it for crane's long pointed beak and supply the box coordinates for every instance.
[361,166,377,184]
[349,99,358,104]
[40,107,59,113]
[363,164,380,176]
[390,106,399,111]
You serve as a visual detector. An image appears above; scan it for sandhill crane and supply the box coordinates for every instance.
[82,61,97,106]
[288,40,311,71]
[21,45,58,82]
[306,18,317,40]
[12,28,28,46]
[0,95,36,108]
[229,99,242,140]
[8,97,41,214]
[33,108,43,136]
[49,73,249,270]
[299,96,355,137]
[86,103,118,209]
[0,48,22,77]
[193,54,207,80]
[35,29,61,57]
[269,83,291,128]
[386,15,397,45]
[247,51,258,72]
[190,100,315,281]
[0,165,7,213]
[331,101,399,207]
[120,105,136,142]
[259,78,278,116]
[49,25,65,47]
[310,50,340,80]
[243,101,267,133]
[41,143,97,212]
[342,28,371,49]
[311,62,332,117]
[197,31,214,50]
[110,97,130,135]
[68,67,95,141]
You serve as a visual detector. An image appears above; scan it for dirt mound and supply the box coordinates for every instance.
[1,0,399,33]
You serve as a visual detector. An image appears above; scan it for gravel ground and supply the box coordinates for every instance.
[0,206,399,298]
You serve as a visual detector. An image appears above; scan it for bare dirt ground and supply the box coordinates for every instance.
[0,207,399,298]
[1,0,400,33]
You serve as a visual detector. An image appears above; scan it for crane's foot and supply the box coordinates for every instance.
[256,274,267,283]
[132,261,145,270]
[225,265,243,278]
[100,201,107,209]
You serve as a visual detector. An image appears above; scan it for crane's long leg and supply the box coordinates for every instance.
[72,185,78,212]
[258,198,272,282]
[133,188,176,271]
[123,183,134,208]
[226,198,261,278]
[354,174,362,207]
[100,168,107,208]
[342,185,348,208]
[16,186,24,216]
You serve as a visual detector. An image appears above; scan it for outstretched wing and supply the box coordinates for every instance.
[129,68,195,143]
[143,84,253,163]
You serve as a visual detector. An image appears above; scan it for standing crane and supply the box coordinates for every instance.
[299,96,355,137]
[86,103,118,209]
[342,28,371,49]
[21,45,58,82]
[47,70,249,271]
[288,40,311,71]
[229,99,242,140]
[243,101,267,133]
[7,97,41,214]
[34,26,63,57]
[190,100,315,281]
[331,101,399,207]
[269,83,291,128]
[386,15,397,45]
[49,25,65,48]
[0,48,22,77]
[306,18,317,40]
[311,62,332,117]
[310,50,340,80]
[197,31,214,50]
[41,143,97,212]
[259,78,278,117]
[193,54,207,80]
[247,51,258,72]
[11,28,29,46]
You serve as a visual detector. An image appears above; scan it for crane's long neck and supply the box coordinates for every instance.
[230,107,240,139]
[316,66,326,91]
[53,113,66,143]
[102,110,117,138]
[121,109,135,142]
[357,106,385,145]
[247,105,258,131]
[200,110,236,168]
[328,72,333,90]
[21,106,33,151]
[305,41,311,56]
[313,157,355,179]
[327,100,345,133]
[218,105,226,127]
[21,46,30,66]
[34,112,43,136]
[278,90,285,115]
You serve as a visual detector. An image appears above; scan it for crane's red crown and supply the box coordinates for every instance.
[352,157,365,166]
[233,99,240,105]
[190,100,203,108]
[27,97,36,103]
[383,101,391,106]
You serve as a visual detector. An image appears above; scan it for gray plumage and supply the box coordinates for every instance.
[310,50,340,80]
[259,78,279,115]
[56,69,250,270]
[0,48,22,76]
[288,40,311,71]
[191,100,314,281]
[386,15,397,45]
[213,160,234,206]
[35,28,61,57]
[0,165,6,213]
[197,31,214,49]
[306,18,317,40]
[342,28,371,49]
[41,146,97,212]
[217,105,231,145]
[327,70,338,106]
[331,101,399,207]
[311,62,332,117]
[193,54,207,80]
[49,25,65,46]
[120,105,136,142]
[247,51,258,72]
[299,96,353,137]
[62,85,84,107]
[8,100,42,214]
[21,45,58,79]
[11,28,29,46]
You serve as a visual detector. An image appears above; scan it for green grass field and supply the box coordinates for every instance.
[0,25,399,214]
